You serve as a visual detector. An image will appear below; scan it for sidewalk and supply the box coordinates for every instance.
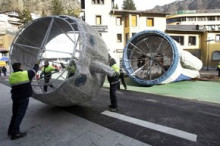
[104,69,220,105]
[0,83,149,146]
[199,69,219,81]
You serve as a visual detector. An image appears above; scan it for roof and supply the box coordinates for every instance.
[110,10,167,17]
[166,25,206,33]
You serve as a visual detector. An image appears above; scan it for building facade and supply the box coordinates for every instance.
[167,10,220,31]
[0,11,20,59]
[166,10,220,69]
[80,0,167,63]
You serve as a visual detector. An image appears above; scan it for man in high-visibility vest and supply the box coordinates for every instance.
[8,62,39,140]
[40,60,58,92]
[107,58,120,112]
[60,60,76,78]
[217,62,220,77]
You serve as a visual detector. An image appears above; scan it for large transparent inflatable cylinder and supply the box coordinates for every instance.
[122,30,203,86]
[10,16,114,106]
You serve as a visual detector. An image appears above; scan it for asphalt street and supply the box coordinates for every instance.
[63,87,220,146]
[1,76,220,146]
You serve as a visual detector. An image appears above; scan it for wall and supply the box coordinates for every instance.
[83,1,167,64]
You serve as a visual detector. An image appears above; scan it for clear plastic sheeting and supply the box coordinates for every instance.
[122,30,203,86]
[10,16,114,106]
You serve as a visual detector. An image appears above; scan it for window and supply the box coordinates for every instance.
[116,49,123,53]
[117,34,122,43]
[116,17,122,26]
[126,33,129,43]
[131,15,137,27]
[206,25,212,30]
[0,37,3,45]
[171,36,184,46]
[0,36,3,47]
[81,0,85,9]
[212,51,220,61]
[147,18,154,27]
[188,36,196,46]
[197,17,206,21]
[92,0,104,4]
[125,16,129,27]
[216,34,220,42]
[96,15,101,25]
[181,17,186,21]
[188,17,196,21]
[208,16,215,21]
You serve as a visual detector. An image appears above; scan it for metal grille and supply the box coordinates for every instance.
[9,16,111,106]
[125,32,173,81]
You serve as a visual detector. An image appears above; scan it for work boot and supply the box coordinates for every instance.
[11,132,27,140]
[108,105,118,112]
[109,107,118,112]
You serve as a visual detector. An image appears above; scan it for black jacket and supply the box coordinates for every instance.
[11,64,39,99]
[2,67,6,73]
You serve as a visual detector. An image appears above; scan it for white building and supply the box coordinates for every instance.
[167,10,220,31]
[166,9,220,68]
[80,0,167,62]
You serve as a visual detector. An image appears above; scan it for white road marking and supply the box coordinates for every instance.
[101,110,197,142]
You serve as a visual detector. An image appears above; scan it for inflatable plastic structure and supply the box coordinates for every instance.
[10,16,114,106]
[123,30,203,86]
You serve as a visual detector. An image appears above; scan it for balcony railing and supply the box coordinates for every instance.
[170,9,220,15]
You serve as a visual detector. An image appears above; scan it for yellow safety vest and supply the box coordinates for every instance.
[218,65,220,69]
[9,71,29,86]
[42,66,55,73]
[67,65,76,73]
[111,64,120,74]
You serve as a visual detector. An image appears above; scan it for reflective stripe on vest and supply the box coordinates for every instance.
[111,64,120,74]
[42,66,55,73]
[9,71,30,86]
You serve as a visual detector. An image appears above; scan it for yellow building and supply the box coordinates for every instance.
[166,10,220,69]
[166,25,220,69]
[0,34,14,55]
[202,31,220,69]
[0,11,20,59]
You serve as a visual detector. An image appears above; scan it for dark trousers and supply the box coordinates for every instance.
[44,77,53,92]
[110,82,119,108]
[118,74,127,89]
[8,97,29,135]
[218,70,220,77]
[68,73,75,78]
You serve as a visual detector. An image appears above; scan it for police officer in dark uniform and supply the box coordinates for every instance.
[8,62,39,140]
[107,58,120,112]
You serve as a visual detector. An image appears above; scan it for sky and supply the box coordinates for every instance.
[115,0,177,10]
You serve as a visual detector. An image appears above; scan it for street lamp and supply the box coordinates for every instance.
[206,38,215,71]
